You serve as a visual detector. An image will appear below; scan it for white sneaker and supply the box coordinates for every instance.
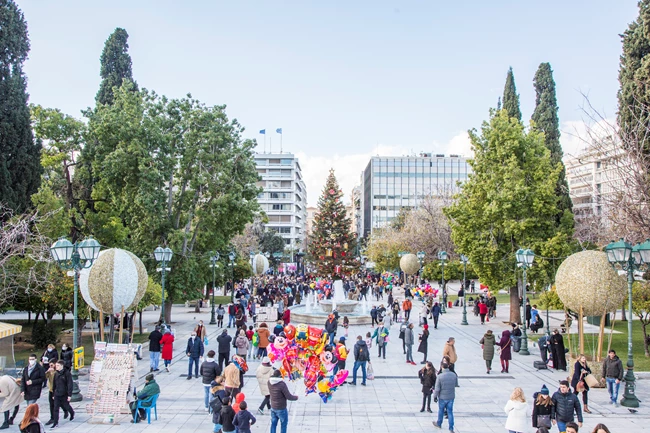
[204,407,209,412]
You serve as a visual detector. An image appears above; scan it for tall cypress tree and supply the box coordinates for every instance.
[502,67,522,122]
[618,0,650,156]
[0,0,41,213]
[532,62,573,216]
[96,28,137,105]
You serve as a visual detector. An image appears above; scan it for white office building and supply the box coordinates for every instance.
[361,153,472,236]
[255,153,307,249]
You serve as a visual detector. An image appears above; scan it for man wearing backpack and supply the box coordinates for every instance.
[349,335,370,386]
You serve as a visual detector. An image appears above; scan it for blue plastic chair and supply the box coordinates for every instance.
[133,393,159,424]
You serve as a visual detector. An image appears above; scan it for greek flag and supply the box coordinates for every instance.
[259,129,266,134]
[276,128,283,134]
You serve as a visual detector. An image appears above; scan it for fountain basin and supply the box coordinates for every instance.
[289,304,372,325]
[319,300,359,313]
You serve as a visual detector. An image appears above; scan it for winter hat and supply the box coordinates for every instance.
[262,357,271,365]
[540,385,549,395]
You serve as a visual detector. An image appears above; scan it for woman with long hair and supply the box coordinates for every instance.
[591,424,611,433]
[571,354,592,413]
[504,387,528,433]
[417,361,436,413]
[532,385,553,430]
[19,404,43,433]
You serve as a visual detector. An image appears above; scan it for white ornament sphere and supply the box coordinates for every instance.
[400,253,421,275]
[80,248,148,314]
[555,250,626,316]
[253,254,270,275]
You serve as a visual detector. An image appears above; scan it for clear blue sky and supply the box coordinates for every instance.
[17,0,638,202]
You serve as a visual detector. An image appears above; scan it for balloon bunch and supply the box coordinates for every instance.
[414,284,439,301]
[267,323,348,403]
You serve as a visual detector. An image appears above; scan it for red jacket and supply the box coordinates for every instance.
[282,309,291,325]
[478,302,488,315]
[160,333,175,360]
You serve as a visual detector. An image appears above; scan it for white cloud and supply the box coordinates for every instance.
[560,118,616,159]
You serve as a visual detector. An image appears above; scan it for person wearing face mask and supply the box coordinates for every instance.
[186,332,205,380]
[21,354,45,405]
[51,360,74,428]
[60,345,73,371]
[41,345,58,388]
[194,321,207,341]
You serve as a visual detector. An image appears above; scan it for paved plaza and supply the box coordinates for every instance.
[2,297,647,433]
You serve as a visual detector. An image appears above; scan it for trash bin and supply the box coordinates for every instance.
[448,301,453,308]
[587,315,611,327]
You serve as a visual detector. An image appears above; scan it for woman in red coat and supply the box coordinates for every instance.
[160,330,174,372]
[282,309,291,326]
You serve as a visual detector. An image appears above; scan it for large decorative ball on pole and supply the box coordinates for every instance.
[555,250,626,315]
[253,254,270,275]
[400,253,421,275]
[80,248,148,314]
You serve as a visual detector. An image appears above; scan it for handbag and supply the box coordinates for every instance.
[585,373,598,388]
[576,380,585,393]
[537,414,552,428]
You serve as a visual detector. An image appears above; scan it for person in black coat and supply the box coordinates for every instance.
[51,361,74,428]
[41,345,58,388]
[417,325,429,364]
[59,345,73,371]
[186,332,205,380]
[571,355,592,414]
[550,329,567,371]
[148,326,163,372]
[418,362,436,413]
[20,354,45,404]
[217,330,233,371]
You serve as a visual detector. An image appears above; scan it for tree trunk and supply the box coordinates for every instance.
[33,311,39,327]
[61,312,66,326]
[578,306,584,355]
[27,311,31,325]
[597,311,606,362]
[162,300,173,324]
[138,310,144,335]
[195,301,200,313]
[643,323,650,357]
[509,286,520,324]
[621,302,627,321]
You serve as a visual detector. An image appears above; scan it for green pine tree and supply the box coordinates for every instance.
[532,62,573,218]
[0,0,41,213]
[309,169,357,276]
[96,28,137,105]
[502,67,522,122]
[618,0,650,156]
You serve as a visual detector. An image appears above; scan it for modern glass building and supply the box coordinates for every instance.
[361,154,471,236]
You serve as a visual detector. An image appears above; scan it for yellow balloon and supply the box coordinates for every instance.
[317,381,331,394]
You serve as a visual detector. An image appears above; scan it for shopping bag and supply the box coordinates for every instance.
[548,358,554,368]
[204,336,209,346]
[585,374,598,388]
[367,362,375,380]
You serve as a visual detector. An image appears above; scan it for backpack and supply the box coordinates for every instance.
[252,333,259,347]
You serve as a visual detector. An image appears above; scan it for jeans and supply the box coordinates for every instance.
[405,309,411,320]
[378,344,386,359]
[352,361,367,384]
[204,385,213,409]
[557,421,567,432]
[257,347,268,358]
[606,377,620,403]
[188,356,200,377]
[329,333,336,345]
[259,395,271,411]
[436,398,454,431]
[164,359,171,367]
[213,423,223,433]
[270,408,289,433]
[25,399,37,405]
[406,344,413,362]
[228,314,235,327]
[150,351,160,370]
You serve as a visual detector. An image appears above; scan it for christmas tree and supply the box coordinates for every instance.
[309,169,357,276]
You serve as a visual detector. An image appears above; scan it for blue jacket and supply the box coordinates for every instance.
[186,337,204,358]
[432,304,441,317]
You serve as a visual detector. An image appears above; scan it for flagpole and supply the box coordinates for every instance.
[264,133,267,154]
[280,132,283,153]
[270,136,273,154]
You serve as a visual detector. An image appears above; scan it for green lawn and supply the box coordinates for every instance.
[530,318,650,372]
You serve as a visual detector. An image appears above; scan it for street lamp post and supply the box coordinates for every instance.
[605,238,650,408]
[417,251,425,286]
[51,236,101,402]
[438,251,448,314]
[229,251,236,302]
[209,252,220,325]
[154,247,173,325]
[273,252,282,275]
[515,248,535,356]
[460,254,469,326]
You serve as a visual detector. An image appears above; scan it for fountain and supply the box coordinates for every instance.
[289,280,371,325]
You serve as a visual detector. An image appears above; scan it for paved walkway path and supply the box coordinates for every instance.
[2,299,648,432]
